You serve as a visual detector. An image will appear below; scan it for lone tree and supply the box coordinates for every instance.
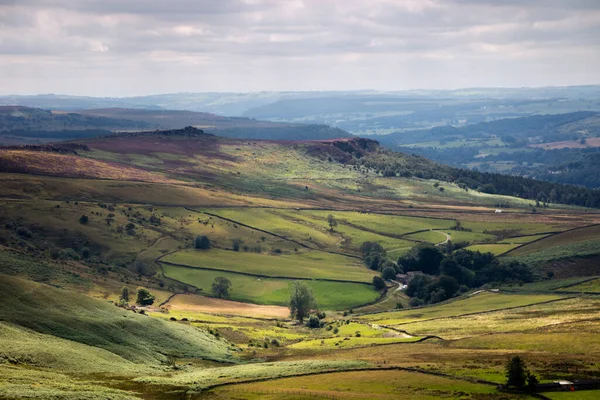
[289,281,316,323]
[382,266,397,281]
[136,288,155,306]
[372,276,386,290]
[212,277,232,298]
[119,286,129,303]
[327,214,338,232]
[194,235,211,249]
[505,356,529,389]
[79,215,89,225]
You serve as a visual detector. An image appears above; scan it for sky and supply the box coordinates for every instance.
[1,0,599,96]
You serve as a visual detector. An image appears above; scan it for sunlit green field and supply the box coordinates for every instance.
[212,369,519,400]
[162,249,376,283]
[566,278,600,293]
[161,263,380,309]
[391,297,598,339]
[404,230,448,243]
[465,243,520,255]
[358,292,562,325]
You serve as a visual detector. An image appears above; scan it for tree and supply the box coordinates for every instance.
[231,238,242,251]
[327,214,338,232]
[382,266,397,281]
[417,245,444,275]
[79,215,89,225]
[194,235,211,249]
[289,281,316,323]
[212,277,232,298]
[372,276,386,290]
[306,314,320,328]
[359,241,386,257]
[136,288,155,306]
[505,356,528,389]
[120,286,129,303]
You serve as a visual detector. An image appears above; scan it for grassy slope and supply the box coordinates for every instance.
[508,224,600,256]
[392,297,598,339]
[0,275,233,364]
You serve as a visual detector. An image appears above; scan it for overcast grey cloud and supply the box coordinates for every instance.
[0,0,598,96]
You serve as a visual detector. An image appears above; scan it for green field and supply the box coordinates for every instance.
[566,278,600,293]
[161,263,380,309]
[460,220,565,237]
[465,243,520,255]
[359,292,562,325]
[137,359,368,389]
[404,230,448,243]
[213,369,517,400]
[163,249,375,283]
[500,234,550,244]
[298,210,454,236]
[390,297,597,339]
[501,276,598,292]
[510,225,600,255]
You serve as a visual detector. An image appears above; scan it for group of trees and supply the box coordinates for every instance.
[360,239,535,305]
[289,281,324,327]
[119,286,155,306]
[505,356,539,391]
[399,244,534,305]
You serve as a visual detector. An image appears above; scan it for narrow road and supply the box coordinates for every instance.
[435,231,451,246]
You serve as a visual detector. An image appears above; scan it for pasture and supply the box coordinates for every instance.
[388,297,598,339]
[211,369,517,400]
[508,224,600,257]
[566,278,600,293]
[162,249,375,283]
[161,263,380,309]
[465,243,520,255]
[358,292,563,325]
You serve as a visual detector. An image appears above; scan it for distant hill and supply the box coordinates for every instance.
[0,106,352,145]
[377,112,600,189]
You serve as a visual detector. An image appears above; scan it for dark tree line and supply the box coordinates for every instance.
[348,146,600,208]
[397,244,534,305]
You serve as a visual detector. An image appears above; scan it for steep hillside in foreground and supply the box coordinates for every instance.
[0,275,234,365]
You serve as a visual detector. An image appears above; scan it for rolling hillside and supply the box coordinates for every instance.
[1,125,599,399]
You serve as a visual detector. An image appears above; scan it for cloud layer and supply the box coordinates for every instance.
[1,0,599,95]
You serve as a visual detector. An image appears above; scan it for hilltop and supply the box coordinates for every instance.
[0,106,352,145]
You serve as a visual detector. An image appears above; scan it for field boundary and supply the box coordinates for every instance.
[199,365,500,393]
[377,296,574,327]
[501,223,600,257]
[186,207,364,260]
[159,259,374,285]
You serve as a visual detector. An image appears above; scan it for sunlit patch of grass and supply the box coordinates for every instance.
[161,264,380,309]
